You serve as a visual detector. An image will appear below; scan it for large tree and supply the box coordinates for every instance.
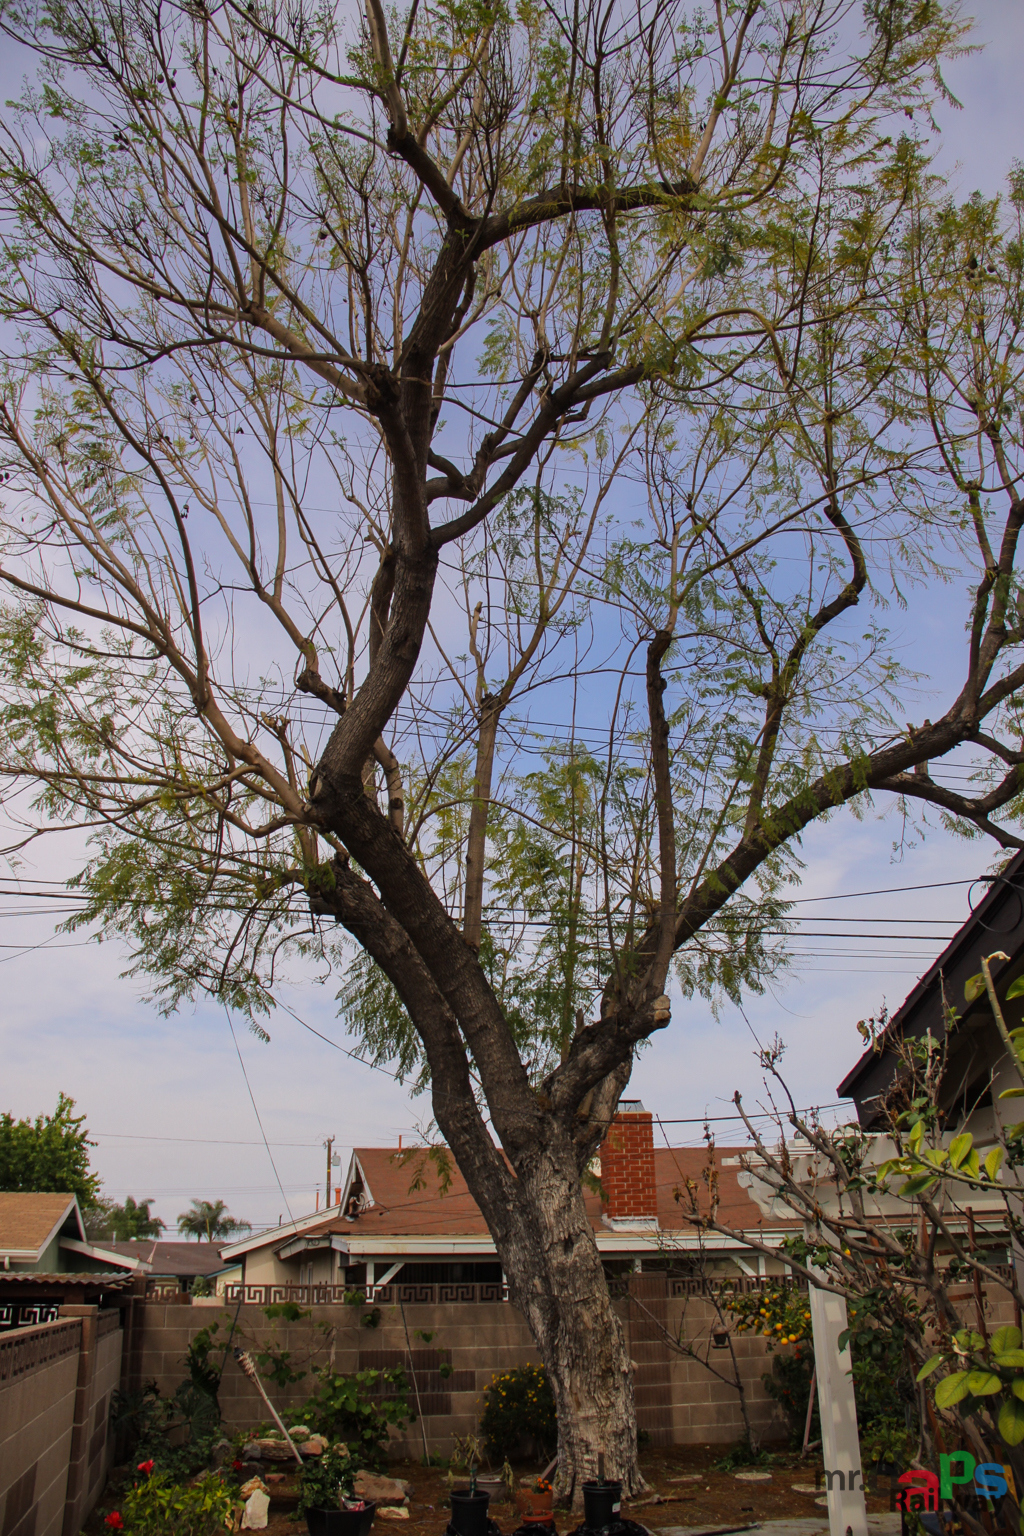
[0,1093,101,1207]
[0,0,1018,1496]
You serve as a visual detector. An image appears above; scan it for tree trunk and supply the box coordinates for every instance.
[489,1143,645,1504]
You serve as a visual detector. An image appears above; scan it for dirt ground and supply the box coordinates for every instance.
[85,1446,896,1535]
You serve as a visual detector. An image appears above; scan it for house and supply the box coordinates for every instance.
[830,851,1024,1271]
[839,849,1024,1142]
[221,1102,795,1302]
[0,1192,147,1328]
[102,1240,235,1295]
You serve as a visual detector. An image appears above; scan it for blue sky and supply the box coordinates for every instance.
[2,1,1023,1233]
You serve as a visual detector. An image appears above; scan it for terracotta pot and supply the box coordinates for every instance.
[516,1487,554,1523]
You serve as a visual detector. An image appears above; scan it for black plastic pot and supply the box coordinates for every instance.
[306,1501,377,1536]
[582,1481,622,1530]
[450,1488,492,1536]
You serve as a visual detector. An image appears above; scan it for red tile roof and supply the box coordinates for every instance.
[296,1144,784,1243]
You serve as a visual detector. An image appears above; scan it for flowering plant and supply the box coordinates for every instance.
[104,1515,124,1530]
[479,1364,555,1460]
[120,1470,236,1535]
[136,1460,155,1476]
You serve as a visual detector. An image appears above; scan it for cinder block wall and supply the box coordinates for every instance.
[132,1284,785,1454]
[0,1318,83,1536]
[59,1308,124,1536]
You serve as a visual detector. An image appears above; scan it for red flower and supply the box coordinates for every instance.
[137,1460,155,1476]
[105,1514,124,1530]
[233,1460,244,1473]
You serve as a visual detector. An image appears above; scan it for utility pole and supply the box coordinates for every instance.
[324,1136,333,1213]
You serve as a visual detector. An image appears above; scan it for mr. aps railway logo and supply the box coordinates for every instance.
[819,1454,1014,1510]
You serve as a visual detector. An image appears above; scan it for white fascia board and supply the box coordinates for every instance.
[221,1207,337,1260]
[60,1237,153,1272]
[276,1234,352,1261]
[340,1230,785,1259]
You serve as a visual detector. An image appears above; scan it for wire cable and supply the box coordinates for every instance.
[224,1007,299,1235]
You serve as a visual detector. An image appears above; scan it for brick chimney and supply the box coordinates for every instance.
[599,1101,658,1227]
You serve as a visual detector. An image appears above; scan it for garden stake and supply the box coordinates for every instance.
[400,1298,430,1464]
[801,1367,816,1457]
[233,1349,304,1464]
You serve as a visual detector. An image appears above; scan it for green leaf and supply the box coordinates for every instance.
[949,1132,974,1169]
[898,1175,938,1197]
[965,973,986,1003]
[994,1351,1024,1368]
[935,1371,972,1408]
[1012,1380,1024,1402]
[1006,978,1024,1001]
[916,1354,944,1382]
[991,1325,1022,1353]
[999,1396,1024,1446]
[985,1147,1005,1180]
[999,1088,1024,1099]
[909,1119,925,1151]
[966,1371,1002,1396]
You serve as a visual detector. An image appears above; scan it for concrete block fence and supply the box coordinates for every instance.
[0,1307,122,1536]
[132,1279,790,1454]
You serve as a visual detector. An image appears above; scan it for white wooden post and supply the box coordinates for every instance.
[808,1281,868,1536]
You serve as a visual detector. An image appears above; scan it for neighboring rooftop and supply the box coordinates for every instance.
[0,1192,83,1261]
[102,1240,231,1278]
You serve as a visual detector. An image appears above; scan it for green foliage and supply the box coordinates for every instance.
[0,1092,101,1207]
[297,1444,357,1515]
[712,1443,779,1472]
[184,1324,223,1405]
[87,1195,165,1240]
[479,1364,556,1460]
[111,1380,221,1482]
[177,1199,250,1242]
[118,1469,236,1535]
[721,1284,812,1351]
[297,1367,413,1470]
[760,1348,817,1447]
[915,1327,1024,1447]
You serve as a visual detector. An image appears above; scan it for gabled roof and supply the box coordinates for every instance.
[838,850,1024,1122]
[223,1142,788,1261]
[0,1192,84,1260]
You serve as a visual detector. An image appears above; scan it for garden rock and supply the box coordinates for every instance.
[288,1424,312,1438]
[240,1478,270,1499]
[733,1472,772,1483]
[300,1435,329,1456]
[354,1471,410,1504]
[378,1509,410,1519]
[212,1438,234,1467]
[241,1488,271,1529]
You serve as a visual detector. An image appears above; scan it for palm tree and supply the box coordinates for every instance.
[176,1198,251,1242]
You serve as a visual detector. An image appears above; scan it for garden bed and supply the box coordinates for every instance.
[83,1446,896,1536]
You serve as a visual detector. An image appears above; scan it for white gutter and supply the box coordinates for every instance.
[60,1237,153,1272]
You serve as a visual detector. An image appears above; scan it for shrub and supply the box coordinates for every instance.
[479,1364,556,1460]
[298,1444,357,1515]
[118,1470,235,1535]
[111,1380,220,1481]
[298,1366,413,1470]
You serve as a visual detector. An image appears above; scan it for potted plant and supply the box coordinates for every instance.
[450,1472,490,1536]
[516,1477,554,1524]
[298,1446,375,1536]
